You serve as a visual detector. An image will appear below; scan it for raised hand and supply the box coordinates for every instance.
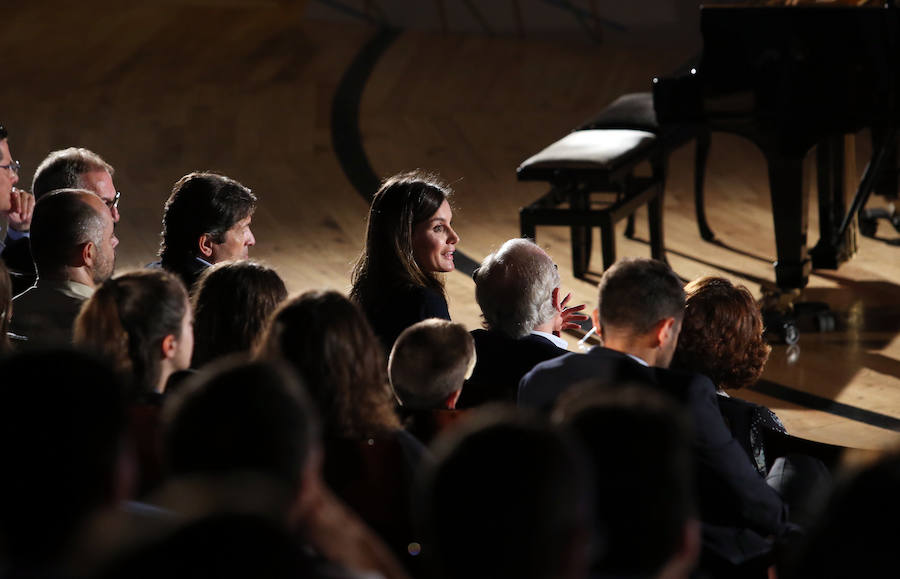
[7,188,35,232]
[552,287,589,336]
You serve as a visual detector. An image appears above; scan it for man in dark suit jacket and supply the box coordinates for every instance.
[0,124,36,294]
[520,257,790,564]
[459,238,587,407]
[153,172,257,290]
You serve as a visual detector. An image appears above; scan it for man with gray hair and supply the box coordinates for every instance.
[3,147,121,278]
[11,189,118,345]
[459,238,586,407]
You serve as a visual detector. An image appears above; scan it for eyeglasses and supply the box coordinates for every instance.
[105,191,121,211]
[0,160,20,176]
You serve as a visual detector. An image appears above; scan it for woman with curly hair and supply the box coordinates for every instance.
[350,171,460,354]
[257,290,425,573]
[672,276,783,475]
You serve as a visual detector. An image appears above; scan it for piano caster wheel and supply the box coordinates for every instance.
[859,215,878,238]
[764,314,799,345]
[815,311,836,333]
[781,321,800,345]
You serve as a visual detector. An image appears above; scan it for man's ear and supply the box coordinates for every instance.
[653,317,677,348]
[444,389,462,410]
[80,241,96,268]
[592,308,602,338]
[161,333,177,360]
[197,233,214,258]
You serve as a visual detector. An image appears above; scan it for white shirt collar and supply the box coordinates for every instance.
[625,353,650,367]
[530,330,569,350]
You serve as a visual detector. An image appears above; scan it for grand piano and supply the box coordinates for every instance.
[654,1,900,323]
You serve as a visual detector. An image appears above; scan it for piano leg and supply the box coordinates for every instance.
[810,135,857,269]
[766,153,812,293]
[694,129,714,241]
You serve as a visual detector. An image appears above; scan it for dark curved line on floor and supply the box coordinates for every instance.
[537,0,628,32]
[331,27,480,277]
[311,0,381,24]
[750,380,900,433]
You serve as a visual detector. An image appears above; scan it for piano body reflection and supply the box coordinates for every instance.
[654,2,899,301]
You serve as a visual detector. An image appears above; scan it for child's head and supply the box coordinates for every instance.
[389,319,475,410]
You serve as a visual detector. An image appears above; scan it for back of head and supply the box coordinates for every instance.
[191,260,287,368]
[163,358,319,489]
[474,238,559,338]
[597,257,685,335]
[389,319,474,410]
[159,172,256,266]
[673,276,771,390]
[553,383,696,577]
[30,188,105,276]
[95,512,316,579]
[32,147,113,199]
[350,171,450,306]
[418,411,593,579]
[257,290,399,437]
[790,452,900,578]
[74,269,188,399]
[0,349,127,567]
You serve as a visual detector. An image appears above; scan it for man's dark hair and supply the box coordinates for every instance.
[417,411,593,579]
[0,349,127,567]
[162,358,319,488]
[158,172,256,266]
[30,189,106,276]
[32,147,114,199]
[597,257,685,335]
[0,125,7,140]
[553,382,696,577]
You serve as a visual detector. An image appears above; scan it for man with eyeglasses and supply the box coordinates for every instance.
[2,146,121,281]
[0,125,37,285]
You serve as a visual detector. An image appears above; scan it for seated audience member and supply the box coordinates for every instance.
[74,269,193,495]
[388,319,475,445]
[787,452,900,579]
[0,124,36,287]
[553,383,700,579]
[416,411,593,579]
[350,171,459,355]
[158,359,409,579]
[461,237,586,406]
[191,260,287,368]
[11,189,118,345]
[4,147,121,281]
[155,172,257,290]
[672,276,782,474]
[519,258,791,565]
[0,349,129,576]
[258,290,427,572]
[75,269,193,399]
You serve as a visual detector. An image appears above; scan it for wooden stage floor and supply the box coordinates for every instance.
[5,1,900,451]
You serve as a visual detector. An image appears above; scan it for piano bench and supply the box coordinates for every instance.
[517,127,667,277]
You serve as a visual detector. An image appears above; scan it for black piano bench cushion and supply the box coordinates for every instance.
[578,92,658,132]
[518,129,656,174]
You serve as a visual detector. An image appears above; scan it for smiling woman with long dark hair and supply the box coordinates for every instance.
[350,171,460,354]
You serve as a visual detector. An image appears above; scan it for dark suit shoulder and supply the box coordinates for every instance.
[461,330,568,407]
